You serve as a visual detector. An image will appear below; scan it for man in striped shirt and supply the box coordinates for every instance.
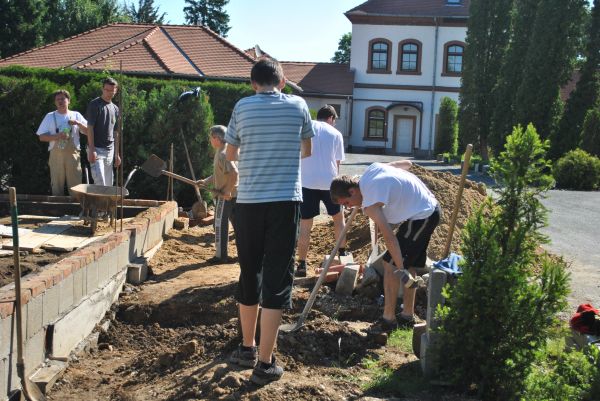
[225,58,314,385]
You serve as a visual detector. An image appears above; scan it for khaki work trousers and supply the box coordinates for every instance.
[48,141,81,196]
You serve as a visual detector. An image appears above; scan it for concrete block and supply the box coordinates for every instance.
[85,261,99,295]
[173,217,188,230]
[322,255,341,268]
[72,267,85,306]
[58,274,74,315]
[144,240,162,262]
[97,253,112,287]
[24,329,45,377]
[419,332,428,374]
[0,357,5,401]
[421,331,441,378]
[412,322,427,358]
[426,270,447,331]
[31,360,67,394]
[42,285,59,327]
[127,262,148,285]
[116,241,130,274]
[26,296,43,340]
[50,271,125,359]
[335,263,360,296]
[339,254,354,265]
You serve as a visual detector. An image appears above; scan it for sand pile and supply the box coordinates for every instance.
[306,165,488,267]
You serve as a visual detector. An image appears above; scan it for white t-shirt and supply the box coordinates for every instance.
[300,120,345,190]
[359,162,438,224]
[36,110,87,151]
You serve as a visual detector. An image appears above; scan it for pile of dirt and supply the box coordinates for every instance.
[307,165,488,268]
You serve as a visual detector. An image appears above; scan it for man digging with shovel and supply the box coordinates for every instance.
[330,160,440,333]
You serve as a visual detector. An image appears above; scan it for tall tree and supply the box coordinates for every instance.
[551,0,600,158]
[126,0,166,24]
[331,32,351,64]
[184,0,230,37]
[0,0,46,58]
[513,0,587,143]
[44,0,129,44]
[489,0,540,154]
[458,0,514,160]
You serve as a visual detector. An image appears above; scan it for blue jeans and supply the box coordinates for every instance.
[90,146,114,186]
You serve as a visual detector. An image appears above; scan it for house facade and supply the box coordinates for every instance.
[345,0,469,156]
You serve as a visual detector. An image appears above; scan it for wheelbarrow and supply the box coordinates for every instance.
[70,184,129,235]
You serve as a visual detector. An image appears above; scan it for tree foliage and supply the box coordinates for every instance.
[435,97,458,155]
[0,0,46,58]
[551,0,600,159]
[514,0,587,142]
[553,148,600,190]
[581,107,600,157]
[331,32,351,64]
[458,0,513,161]
[126,0,166,24]
[437,124,569,400]
[184,0,230,37]
[490,0,540,154]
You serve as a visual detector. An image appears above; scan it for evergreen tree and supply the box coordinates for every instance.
[581,107,600,157]
[435,97,459,155]
[514,0,587,142]
[490,0,540,154]
[0,0,46,58]
[551,0,600,159]
[126,0,166,24]
[44,0,129,44]
[184,0,230,37]
[458,0,514,161]
[331,32,351,64]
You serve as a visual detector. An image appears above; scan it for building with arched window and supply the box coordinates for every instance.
[344,0,469,156]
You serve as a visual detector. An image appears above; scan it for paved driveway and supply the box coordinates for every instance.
[339,153,600,312]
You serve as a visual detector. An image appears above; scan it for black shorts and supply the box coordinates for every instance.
[233,201,300,309]
[383,206,441,268]
[300,187,341,219]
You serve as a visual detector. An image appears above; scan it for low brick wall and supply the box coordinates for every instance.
[0,201,177,399]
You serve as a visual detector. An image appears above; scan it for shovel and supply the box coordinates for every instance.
[280,207,359,333]
[141,154,218,192]
[9,188,47,401]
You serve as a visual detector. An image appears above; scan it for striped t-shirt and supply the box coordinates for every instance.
[225,92,314,203]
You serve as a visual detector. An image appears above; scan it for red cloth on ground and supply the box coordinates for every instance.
[570,303,600,335]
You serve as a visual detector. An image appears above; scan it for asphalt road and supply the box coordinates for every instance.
[339,152,600,312]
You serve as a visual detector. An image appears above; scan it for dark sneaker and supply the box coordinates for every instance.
[295,261,307,277]
[250,357,284,385]
[229,345,257,368]
[397,313,419,327]
[367,317,399,335]
[338,248,347,257]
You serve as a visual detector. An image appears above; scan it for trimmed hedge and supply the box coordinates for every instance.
[0,66,255,203]
[553,148,600,190]
[435,97,459,155]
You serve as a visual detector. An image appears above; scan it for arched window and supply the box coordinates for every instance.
[398,39,422,74]
[443,41,465,76]
[365,107,387,139]
[368,39,392,73]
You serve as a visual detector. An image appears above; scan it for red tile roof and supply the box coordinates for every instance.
[281,62,354,96]
[346,0,470,18]
[0,23,256,80]
[560,70,581,102]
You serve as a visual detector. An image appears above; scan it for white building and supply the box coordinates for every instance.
[345,0,469,156]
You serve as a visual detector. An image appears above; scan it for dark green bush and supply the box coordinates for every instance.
[553,148,600,190]
[581,107,600,158]
[435,97,459,155]
[0,66,254,203]
[437,124,570,400]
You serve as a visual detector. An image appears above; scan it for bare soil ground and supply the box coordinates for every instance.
[45,167,485,401]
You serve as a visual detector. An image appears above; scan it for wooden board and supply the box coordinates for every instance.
[1,217,76,251]
[0,224,32,238]
[42,234,97,253]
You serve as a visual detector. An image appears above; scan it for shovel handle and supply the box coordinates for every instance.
[443,144,473,258]
[295,207,359,327]
[160,169,201,187]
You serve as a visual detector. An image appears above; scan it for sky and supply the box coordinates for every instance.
[151,0,366,62]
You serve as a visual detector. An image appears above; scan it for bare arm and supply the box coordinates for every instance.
[222,160,238,198]
[301,137,312,158]
[336,160,341,174]
[38,133,66,142]
[364,203,405,271]
[387,160,412,170]
[226,143,239,161]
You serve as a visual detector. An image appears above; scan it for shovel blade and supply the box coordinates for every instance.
[279,322,302,333]
[140,154,167,178]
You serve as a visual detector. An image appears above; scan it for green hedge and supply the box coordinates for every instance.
[435,96,459,155]
[0,66,254,203]
[553,148,600,190]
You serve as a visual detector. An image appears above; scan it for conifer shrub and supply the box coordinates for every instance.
[435,97,459,155]
[581,107,600,158]
[436,124,570,400]
[553,148,600,190]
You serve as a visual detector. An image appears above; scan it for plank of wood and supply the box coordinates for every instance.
[2,222,71,251]
[0,224,32,238]
[42,233,96,252]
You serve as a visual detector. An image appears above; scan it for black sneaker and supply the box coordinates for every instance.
[295,261,307,277]
[338,248,347,257]
[397,313,418,327]
[229,345,257,368]
[250,356,284,385]
[367,317,399,335]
